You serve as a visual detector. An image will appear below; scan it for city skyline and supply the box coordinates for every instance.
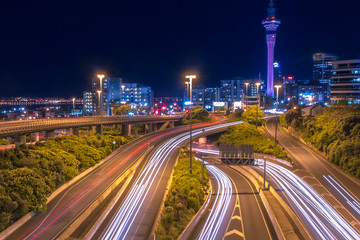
[0,0,359,98]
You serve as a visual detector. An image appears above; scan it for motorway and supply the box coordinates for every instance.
[4,117,224,240]
[264,117,360,237]
[88,122,243,239]
[186,153,276,240]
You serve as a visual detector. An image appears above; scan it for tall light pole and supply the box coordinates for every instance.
[72,98,75,114]
[97,90,102,115]
[255,82,261,126]
[121,85,125,102]
[186,74,196,174]
[274,84,282,146]
[244,82,249,108]
[185,82,190,101]
[97,74,105,116]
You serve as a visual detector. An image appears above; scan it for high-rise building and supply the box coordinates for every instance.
[262,0,281,97]
[313,53,338,103]
[204,87,221,109]
[83,91,93,115]
[220,79,244,103]
[191,88,205,107]
[91,77,153,115]
[331,59,360,104]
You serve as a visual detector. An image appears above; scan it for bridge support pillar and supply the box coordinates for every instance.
[72,128,79,136]
[121,124,130,136]
[45,130,55,141]
[96,125,103,135]
[153,123,158,132]
[33,132,40,142]
[114,124,119,135]
[145,123,153,134]
[134,124,138,137]
[14,135,26,147]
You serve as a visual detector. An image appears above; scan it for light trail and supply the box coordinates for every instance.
[324,175,360,216]
[195,157,233,240]
[101,121,241,240]
[194,148,360,240]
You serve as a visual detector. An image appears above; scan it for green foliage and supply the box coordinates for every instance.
[0,133,133,231]
[241,106,263,126]
[156,155,209,240]
[228,110,244,122]
[282,105,360,178]
[217,122,287,159]
[0,139,10,145]
[182,108,212,124]
[115,104,131,115]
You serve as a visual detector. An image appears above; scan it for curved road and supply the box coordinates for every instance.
[187,147,276,240]
[4,118,224,240]
[265,117,360,236]
[88,122,242,239]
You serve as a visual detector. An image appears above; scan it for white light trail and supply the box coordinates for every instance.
[194,149,360,240]
[324,175,360,216]
[101,122,242,239]
[196,157,233,240]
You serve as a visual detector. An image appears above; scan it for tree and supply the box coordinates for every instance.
[138,106,150,115]
[115,104,131,115]
[4,168,51,212]
[242,105,263,126]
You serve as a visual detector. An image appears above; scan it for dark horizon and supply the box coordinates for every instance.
[0,0,359,98]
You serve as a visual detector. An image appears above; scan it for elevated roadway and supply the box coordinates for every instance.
[0,115,181,138]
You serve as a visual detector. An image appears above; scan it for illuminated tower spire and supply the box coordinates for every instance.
[262,0,280,97]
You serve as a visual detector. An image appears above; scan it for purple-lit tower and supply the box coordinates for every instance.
[262,0,280,98]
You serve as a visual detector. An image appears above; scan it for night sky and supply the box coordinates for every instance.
[0,0,359,98]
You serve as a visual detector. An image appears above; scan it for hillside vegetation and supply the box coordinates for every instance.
[217,122,287,159]
[280,105,360,177]
[0,131,132,231]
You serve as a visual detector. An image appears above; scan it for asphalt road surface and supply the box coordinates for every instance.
[265,117,360,236]
[5,118,225,240]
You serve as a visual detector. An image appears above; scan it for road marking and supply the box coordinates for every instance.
[225,229,244,237]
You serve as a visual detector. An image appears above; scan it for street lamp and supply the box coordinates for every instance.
[97,90,102,115]
[255,82,261,126]
[185,74,196,174]
[274,84,282,146]
[185,82,190,101]
[244,82,249,108]
[72,98,75,114]
[97,74,105,116]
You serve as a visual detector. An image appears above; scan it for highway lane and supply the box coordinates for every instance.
[195,148,360,239]
[265,118,360,233]
[256,159,360,239]
[90,122,241,240]
[186,154,276,240]
[5,118,225,240]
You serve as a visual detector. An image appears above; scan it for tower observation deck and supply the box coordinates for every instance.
[262,0,280,98]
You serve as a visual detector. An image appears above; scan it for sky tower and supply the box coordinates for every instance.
[262,0,280,98]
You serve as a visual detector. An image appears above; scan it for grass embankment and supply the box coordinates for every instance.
[0,129,132,231]
[280,105,360,177]
[217,122,288,160]
[156,148,210,240]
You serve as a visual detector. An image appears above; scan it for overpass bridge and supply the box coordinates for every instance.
[0,115,182,146]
